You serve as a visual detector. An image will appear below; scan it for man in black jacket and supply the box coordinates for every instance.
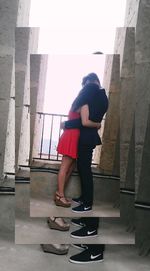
[63,73,109,213]
[66,73,107,263]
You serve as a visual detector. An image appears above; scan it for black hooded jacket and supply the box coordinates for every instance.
[64,83,109,146]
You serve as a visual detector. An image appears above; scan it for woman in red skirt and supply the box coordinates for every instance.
[55,81,101,208]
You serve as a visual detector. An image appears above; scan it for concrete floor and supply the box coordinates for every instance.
[16,168,30,178]
[0,177,149,269]
[30,198,120,217]
[30,169,120,215]
[15,217,134,244]
[1,167,149,269]
[0,241,150,271]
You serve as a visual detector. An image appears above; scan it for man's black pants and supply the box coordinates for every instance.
[86,244,105,254]
[77,144,95,207]
[80,217,99,230]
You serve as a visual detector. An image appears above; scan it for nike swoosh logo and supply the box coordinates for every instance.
[87,230,96,235]
[84,207,91,210]
[91,254,102,260]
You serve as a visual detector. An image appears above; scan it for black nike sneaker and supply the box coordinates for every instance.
[69,249,104,264]
[70,226,98,238]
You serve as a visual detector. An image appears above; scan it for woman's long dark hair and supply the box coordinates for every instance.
[70,73,101,112]
[70,87,84,112]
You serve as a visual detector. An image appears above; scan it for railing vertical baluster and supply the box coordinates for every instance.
[48,115,54,160]
[36,112,102,164]
[40,114,45,159]
[57,116,62,161]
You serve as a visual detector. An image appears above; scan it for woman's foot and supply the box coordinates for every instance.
[54,192,71,207]
[65,197,72,204]
[41,244,69,255]
[47,217,70,231]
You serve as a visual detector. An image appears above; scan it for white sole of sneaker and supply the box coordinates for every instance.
[71,221,85,227]
[72,200,82,205]
[70,233,98,239]
[69,258,104,264]
[72,209,92,213]
[71,244,88,250]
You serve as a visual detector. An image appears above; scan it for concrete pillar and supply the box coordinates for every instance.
[0,0,32,180]
[136,105,150,251]
[124,122,135,190]
[115,27,135,188]
[0,0,31,238]
[15,27,39,171]
[17,0,31,26]
[136,105,150,204]
[15,27,30,169]
[102,27,135,233]
[99,54,120,175]
[30,54,48,161]
[135,0,150,193]
[134,0,150,254]
[122,0,150,253]
[135,105,150,256]
[124,0,140,27]
[0,0,20,181]
[0,56,15,177]
[99,24,135,231]
[105,16,135,240]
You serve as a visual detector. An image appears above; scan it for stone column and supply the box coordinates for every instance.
[0,0,20,181]
[0,0,32,238]
[115,27,135,189]
[108,27,135,232]
[15,27,30,170]
[120,0,150,253]
[15,27,39,171]
[99,26,135,230]
[17,0,31,26]
[135,0,150,193]
[135,105,150,255]
[99,54,120,175]
[30,54,48,161]
[124,0,140,27]
[134,0,150,254]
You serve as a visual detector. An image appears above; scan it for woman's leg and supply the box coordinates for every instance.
[57,155,74,197]
[65,160,76,188]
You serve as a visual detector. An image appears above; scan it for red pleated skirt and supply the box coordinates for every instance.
[57,111,80,159]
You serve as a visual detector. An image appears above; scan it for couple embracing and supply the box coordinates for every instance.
[54,73,108,213]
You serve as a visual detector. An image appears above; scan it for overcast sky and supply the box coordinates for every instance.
[29,0,127,54]
[29,0,127,117]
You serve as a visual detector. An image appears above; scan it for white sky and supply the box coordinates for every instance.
[29,0,127,116]
[44,54,105,114]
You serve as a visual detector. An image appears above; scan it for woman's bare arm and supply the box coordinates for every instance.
[80,104,101,129]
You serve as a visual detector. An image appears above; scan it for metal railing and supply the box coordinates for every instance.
[33,112,105,165]
[33,112,104,164]
[35,112,68,161]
